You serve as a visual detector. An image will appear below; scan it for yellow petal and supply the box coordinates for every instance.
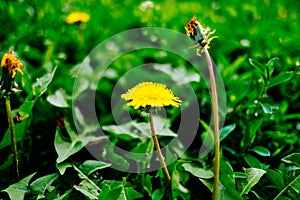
[121,82,182,110]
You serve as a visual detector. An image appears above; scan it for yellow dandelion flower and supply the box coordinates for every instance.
[121,82,182,109]
[1,49,24,78]
[66,12,90,24]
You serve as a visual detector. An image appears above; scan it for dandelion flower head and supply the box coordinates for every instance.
[185,16,218,51]
[121,82,182,109]
[66,12,90,24]
[1,49,24,79]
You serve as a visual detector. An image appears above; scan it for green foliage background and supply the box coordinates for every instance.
[0,0,299,199]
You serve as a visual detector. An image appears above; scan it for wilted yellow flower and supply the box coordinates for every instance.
[1,49,23,78]
[121,82,182,109]
[1,49,24,92]
[66,12,90,24]
[185,16,199,41]
[185,16,218,51]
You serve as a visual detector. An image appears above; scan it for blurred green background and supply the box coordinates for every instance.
[1,0,300,199]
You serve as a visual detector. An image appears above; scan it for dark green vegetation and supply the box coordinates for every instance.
[1,0,300,199]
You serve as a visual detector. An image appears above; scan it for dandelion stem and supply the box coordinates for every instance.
[149,111,171,186]
[5,96,20,180]
[203,49,220,200]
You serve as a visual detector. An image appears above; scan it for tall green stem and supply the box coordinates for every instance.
[203,49,220,200]
[149,111,171,186]
[5,96,20,180]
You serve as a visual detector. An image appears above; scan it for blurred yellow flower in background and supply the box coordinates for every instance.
[66,12,90,24]
[121,82,181,109]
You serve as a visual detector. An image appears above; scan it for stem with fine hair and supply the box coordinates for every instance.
[203,49,220,200]
[149,111,171,186]
[5,96,20,180]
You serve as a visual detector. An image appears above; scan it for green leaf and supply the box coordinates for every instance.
[249,58,267,82]
[154,64,200,84]
[47,88,69,107]
[124,187,144,199]
[124,138,154,172]
[274,174,300,200]
[234,172,248,179]
[2,172,36,200]
[0,155,12,170]
[250,146,271,157]
[165,145,177,165]
[243,118,262,150]
[0,67,58,150]
[244,154,262,168]
[291,176,300,193]
[56,162,72,175]
[52,189,72,200]
[267,57,279,66]
[172,168,190,200]
[74,179,99,200]
[182,163,214,179]
[102,144,130,171]
[266,57,279,77]
[70,61,94,99]
[98,180,142,200]
[79,160,111,176]
[98,180,123,200]
[102,120,177,141]
[220,123,236,141]
[72,164,101,199]
[32,66,57,96]
[202,179,239,199]
[0,100,34,150]
[30,173,59,194]
[249,119,262,142]
[259,103,273,114]
[238,168,266,195]
[268,72,293,88]
[266,169,285,190]
[74,106,86,127]
[199,119,214,157]
[282,153,300,167]
[124,138,154,163]
[279,163,288,176]
[54,124,84,163]
[142,174,153,196]
[152,189,164,200]
[218,160,244,199]
[198,178,212,191]
[200,177,243,200]
[220,182,244,200]
[54,119,104,163]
